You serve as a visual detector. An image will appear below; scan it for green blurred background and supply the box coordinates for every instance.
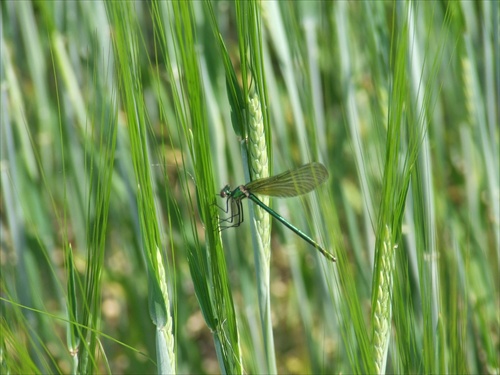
[1,1,498,374]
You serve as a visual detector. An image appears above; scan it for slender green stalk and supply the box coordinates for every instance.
[245,89,275,373]
[371,4,414,373]
[107,2,175,373]
[160,1,242,373]
[236,1,275,372]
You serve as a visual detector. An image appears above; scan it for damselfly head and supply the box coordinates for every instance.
[220,185,231,198]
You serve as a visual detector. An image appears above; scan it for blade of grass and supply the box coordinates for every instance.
[159,1,243,372]
[106,2,175,373]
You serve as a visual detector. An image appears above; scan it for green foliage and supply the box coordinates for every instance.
[1,1,498,374]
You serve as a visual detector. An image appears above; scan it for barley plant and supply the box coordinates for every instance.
[1,1,498,374]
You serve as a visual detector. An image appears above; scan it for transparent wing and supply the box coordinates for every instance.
[245,162,329,197]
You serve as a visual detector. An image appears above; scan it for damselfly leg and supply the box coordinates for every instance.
[217,194,245,230]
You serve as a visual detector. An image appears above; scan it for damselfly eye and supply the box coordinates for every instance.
[220,185,231,198]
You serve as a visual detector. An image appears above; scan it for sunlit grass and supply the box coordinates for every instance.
[1,1,498,374]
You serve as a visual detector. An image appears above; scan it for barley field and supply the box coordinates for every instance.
[1,1,498,374]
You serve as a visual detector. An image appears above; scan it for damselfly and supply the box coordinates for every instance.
[219,162,336,262]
